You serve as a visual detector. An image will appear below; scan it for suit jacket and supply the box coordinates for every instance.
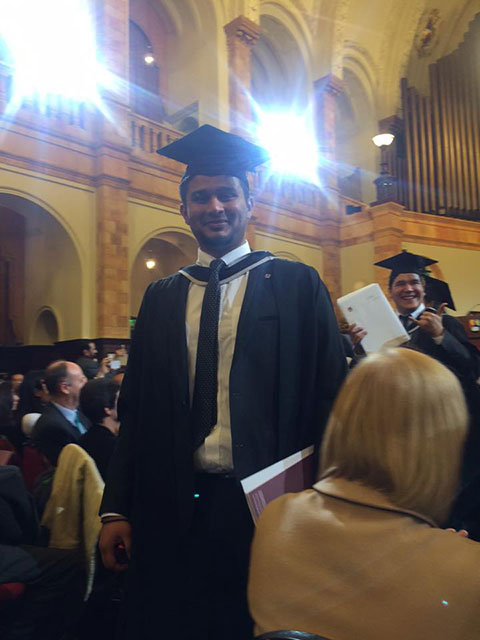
[32,403,91,466]
[101,257,347,637]
[249,477,480,640]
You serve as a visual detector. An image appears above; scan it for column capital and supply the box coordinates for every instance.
[314,74,343,98]
[224,15,261,47]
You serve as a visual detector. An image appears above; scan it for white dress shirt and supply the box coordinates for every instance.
[187,241,251,473]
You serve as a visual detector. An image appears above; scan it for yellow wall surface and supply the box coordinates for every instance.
[255,231,323,274]
[340,241,375,295]
[403,242,480,316]
[25,210,81,343]
[0,164,96,342]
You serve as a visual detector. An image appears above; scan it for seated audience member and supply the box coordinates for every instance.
[0,465,85,640]
[32,361,91,466]
[17,370,48,418]
[10,373,24,393]
[0,382,21,449]
[248,349,480,640]
[78,379,120,479]
[77,340,100,380]
[77,340,111,380]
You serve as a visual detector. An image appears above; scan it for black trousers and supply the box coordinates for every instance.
[179,473,255,640]
[1,545,85,640]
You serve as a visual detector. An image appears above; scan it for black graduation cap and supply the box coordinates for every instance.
[424,275,456,311]
[157,124,269,184]
[374,250,438,288]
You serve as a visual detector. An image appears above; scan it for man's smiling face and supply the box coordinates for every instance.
[180,174,253,257]
[390,272,425,315]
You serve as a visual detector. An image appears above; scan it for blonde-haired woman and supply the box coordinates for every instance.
[249,349,480,640]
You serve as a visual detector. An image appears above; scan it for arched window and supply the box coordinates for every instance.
[129,20,163,122]
[32,308,59,345]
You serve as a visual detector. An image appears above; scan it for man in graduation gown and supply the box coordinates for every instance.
[98,125,347,640]
[375,252,479,393]
[349,250,479,386]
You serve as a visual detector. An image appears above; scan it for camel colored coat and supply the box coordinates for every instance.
[248,478,480,640]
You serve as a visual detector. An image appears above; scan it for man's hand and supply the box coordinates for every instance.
[347,323,367,347]
[99,520,132,571]
[446,528,469,537]
[410,302,447,338]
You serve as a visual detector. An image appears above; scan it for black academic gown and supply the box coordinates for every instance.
[406,314,479,387]
[405,314,480,481]
[402,312,480,534]
[101,257,347,639]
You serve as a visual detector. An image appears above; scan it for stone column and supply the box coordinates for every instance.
[314,75,343,306]
[320,222,342,306]
[224,16,261,136]
[314,74,342,183]
[371,202,405,295]
[94,0,131,338]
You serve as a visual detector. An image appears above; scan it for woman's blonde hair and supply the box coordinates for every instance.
[320,348,468,524]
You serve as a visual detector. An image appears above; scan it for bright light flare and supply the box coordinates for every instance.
[252,107,320,185]
[145,259,156,270]
[0,0,115,111]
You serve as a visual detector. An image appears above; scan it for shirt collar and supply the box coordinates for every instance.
[52,401,77,425]
[409,303,425,319]
[197,240,250,268]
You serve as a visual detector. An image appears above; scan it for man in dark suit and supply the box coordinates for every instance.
[32,360,91,465]
[78,378,120,479]
[98,126,347,640]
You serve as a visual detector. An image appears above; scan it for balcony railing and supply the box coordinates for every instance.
[130,112,182,158]
[0,64,93,140]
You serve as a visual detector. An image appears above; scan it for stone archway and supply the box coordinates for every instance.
[130,231,197,316]
[0,194,82,345]
[252,13,310,112]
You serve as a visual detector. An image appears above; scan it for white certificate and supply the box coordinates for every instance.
[338,283,409,354]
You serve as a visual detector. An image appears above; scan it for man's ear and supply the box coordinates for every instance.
[104,406,112,417]
[59,380,70,395]
[246,196,254,218]
[180,202,188,223]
